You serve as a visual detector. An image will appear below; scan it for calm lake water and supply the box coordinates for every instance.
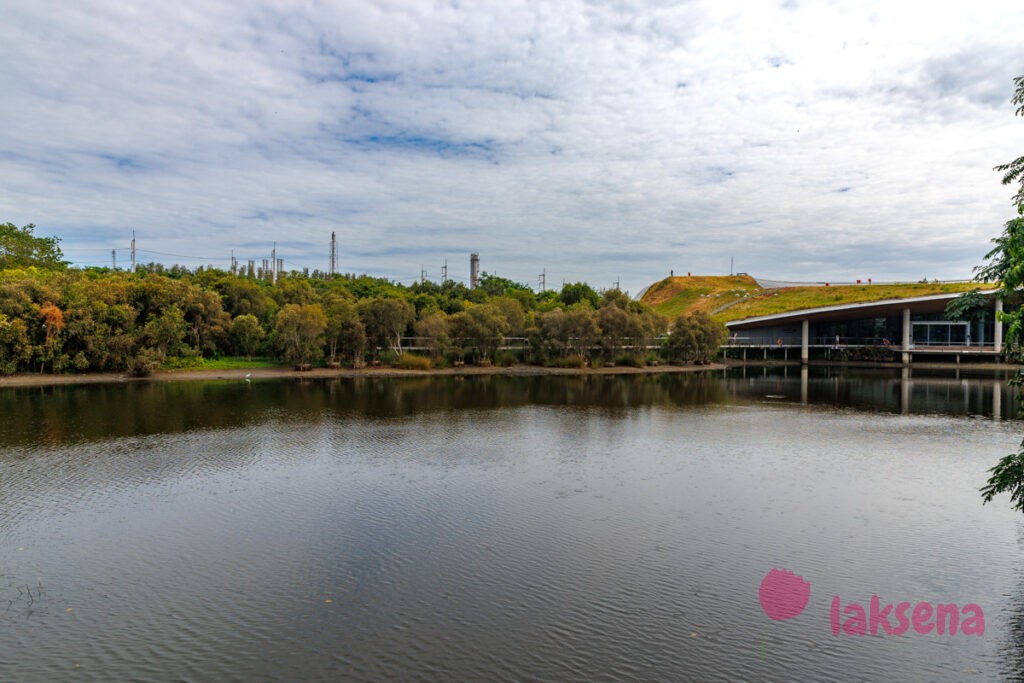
[2,367,1024,681]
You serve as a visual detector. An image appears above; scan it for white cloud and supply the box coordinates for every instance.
[0,0,1020,292]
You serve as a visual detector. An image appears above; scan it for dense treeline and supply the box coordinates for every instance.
[0,222,726,375]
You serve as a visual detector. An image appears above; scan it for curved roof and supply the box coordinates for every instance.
[725,290,1000,329]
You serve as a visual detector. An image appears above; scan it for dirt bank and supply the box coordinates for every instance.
[0,362,727,389]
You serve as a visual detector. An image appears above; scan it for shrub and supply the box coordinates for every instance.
[546,355,586,368]
[494,350,518,367]
[129,348,164,377]
[615,353,646,367]
[376,349,398,365]
[396,353,432,370]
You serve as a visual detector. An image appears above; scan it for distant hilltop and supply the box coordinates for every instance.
[639,275,985,323]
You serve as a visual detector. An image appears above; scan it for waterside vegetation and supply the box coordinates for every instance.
[0,223,725,377]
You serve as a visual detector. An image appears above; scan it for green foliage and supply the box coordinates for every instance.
[161,355,205,370]
[449,302,510,362]
[993,76,1024,206]
[129,348,164,377]
[195,356,278,370]
[493,350,518,367]
[230,314,265,359]
[323,295,366,364]
[546,355,586,368]
[0,224,680,377]
[143,304,189,357]
[944,289,990,322]
[476,272,534,299]
[414,311,451,358]
[665,311,727,363]
[358,297,415,358]
[396,353,432,370]
[0,223,66,270]
[558,282,600,308]
[981,75,1024,513]
[275,303,327,366]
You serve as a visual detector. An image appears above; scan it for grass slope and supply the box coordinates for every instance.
[640,275,761,319]
[641,277,990,323]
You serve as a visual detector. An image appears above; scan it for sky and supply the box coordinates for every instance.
[1,0,1021,295]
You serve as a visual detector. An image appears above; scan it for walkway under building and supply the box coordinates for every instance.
[723,290,1007,364]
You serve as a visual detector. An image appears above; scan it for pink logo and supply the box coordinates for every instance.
[758,568,811,620]
[757,567,985,637]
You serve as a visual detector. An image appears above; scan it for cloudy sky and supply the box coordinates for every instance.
[1,1,1021,294]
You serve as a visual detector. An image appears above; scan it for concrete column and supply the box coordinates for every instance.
[900,366,911,414]
[901,307,911,365]
[800,365,808,405]
[995,298,1003,353]
[993,380,1002,422]
[801,319,809,364]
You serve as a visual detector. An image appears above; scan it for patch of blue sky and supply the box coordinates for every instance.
[697,166,736,184]
[345,134,501,161]
[59,224,135,247]
[96,153,147,171]
[242,209,317,223]
[348,245,472,259]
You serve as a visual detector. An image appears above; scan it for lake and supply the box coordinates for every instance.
[2,368,1023,681]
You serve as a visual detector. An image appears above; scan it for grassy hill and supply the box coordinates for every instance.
[640,276,989,323]
[640,275,761,319]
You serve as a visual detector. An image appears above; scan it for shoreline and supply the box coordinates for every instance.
[3,358,1017,389]
[0,362,727,389]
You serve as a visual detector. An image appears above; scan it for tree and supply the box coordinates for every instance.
[0,223,66,270]
[230,314,265,359]
[358,297,414,357]
[275,303,327,365]
[994,75,1024,207]
[558,282,600,308]
[143,304,188,358]
[597,303,638,357]
[0,312,31,374]
[449,303,510,363]
[666,311,727,363]
[944,290,990,323]
[414,311,451,360]
[979,76,1024,513]
[38,301,66,373]
[323,296,366,364]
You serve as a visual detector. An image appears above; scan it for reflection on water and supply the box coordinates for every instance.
[1,371,1023,681]
[726,365,1018,418]
[0,368,1017,448]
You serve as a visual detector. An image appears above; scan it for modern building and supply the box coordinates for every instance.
[724,290,1008,364]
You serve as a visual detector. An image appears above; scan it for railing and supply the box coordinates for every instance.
[724,335,997,349]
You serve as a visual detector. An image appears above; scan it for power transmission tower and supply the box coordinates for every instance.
[441,259,448,282]
[330,232,337,277]
[470,253,480,288]
[615,276,620,290]
[111,249,116,270]
[271,242,277,284]
[130,230,136,273]
[421,264,427,284]
[539,268,546,292]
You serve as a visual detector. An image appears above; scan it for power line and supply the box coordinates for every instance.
[135,248,230,261]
